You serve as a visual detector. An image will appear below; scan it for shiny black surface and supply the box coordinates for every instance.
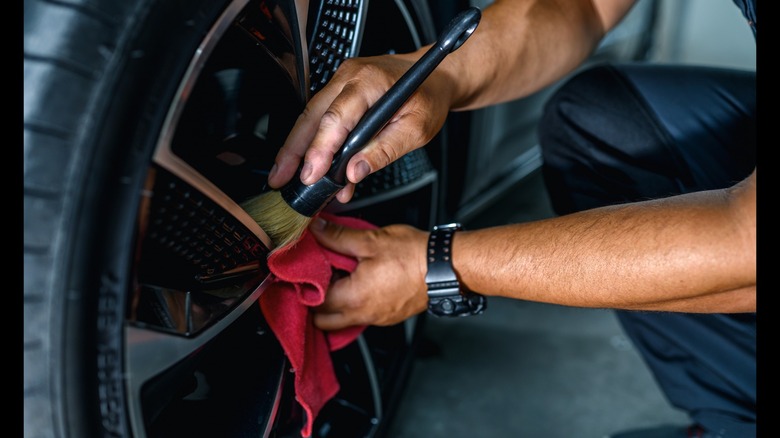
[129,1,435,436]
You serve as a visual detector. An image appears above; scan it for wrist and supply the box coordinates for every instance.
[415,227,432,313]
[424,223,487,317]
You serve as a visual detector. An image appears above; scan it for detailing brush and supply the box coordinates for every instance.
[244,7,482,251]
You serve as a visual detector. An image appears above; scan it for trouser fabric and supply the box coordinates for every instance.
[538,62,756,436]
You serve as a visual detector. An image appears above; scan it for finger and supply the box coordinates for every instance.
[313,275,363,330]
[309,216,375,258]
[345,108,433,185]
[315,275,349,312]
[313,310,353,332]
[268,95,333,188]
[302,78,381,185]
[267,149,303,189]
[335,182,356,204]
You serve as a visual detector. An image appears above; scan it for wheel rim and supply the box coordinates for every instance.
[117,0,428,436]
[124,1,307,435]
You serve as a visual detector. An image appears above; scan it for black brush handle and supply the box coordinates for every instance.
[327,6,481,182]
[282,6,481,216]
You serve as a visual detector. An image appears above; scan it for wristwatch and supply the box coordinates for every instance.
[425,223,487,317]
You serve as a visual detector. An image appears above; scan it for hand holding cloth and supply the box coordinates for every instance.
[259,213,373,437]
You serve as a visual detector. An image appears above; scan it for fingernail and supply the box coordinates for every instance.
[300,162,313,184]
[312,217,327,231]
[354,161,370,183]
[268,163,278,181]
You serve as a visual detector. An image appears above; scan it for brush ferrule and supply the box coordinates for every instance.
[280,176,344,217]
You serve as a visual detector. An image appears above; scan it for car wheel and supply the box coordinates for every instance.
[24,0,437,437]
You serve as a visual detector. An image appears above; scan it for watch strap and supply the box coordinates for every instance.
[425,223,461,291]
[425,223,486,317]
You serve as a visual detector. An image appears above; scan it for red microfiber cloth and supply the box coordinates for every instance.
[259,212,373,437]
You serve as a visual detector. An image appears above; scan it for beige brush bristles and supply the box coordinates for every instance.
[241,190,312,253]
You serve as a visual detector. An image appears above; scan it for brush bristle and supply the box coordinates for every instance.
[242,190,312,252]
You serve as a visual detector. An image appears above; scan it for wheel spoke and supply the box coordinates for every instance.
[124,278,270,437]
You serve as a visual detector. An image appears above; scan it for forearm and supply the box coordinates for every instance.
[453,180,756,313]
[309,174,755,331]
[425,0,635,110]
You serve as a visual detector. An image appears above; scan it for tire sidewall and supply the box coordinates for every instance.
[25,1,233,436]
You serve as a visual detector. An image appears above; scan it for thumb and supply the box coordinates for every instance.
[309,216,371,258]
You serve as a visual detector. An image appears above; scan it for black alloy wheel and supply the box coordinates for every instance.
[24,0,437,437]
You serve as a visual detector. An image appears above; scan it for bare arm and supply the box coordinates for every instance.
[267,0,638,200]
[310,171,756,330]
[454,170,756,312]
[442,0,637,110]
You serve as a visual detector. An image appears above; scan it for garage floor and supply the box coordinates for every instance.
[385,171,690,438]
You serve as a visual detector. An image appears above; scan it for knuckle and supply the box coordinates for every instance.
[298,104,315,122]
[319,108,342,128]
[340,59,379,79]
[318,109,353,141]
[327,222,346,240]
[406,108,439,143]
[343,292,362,310]
[365,138,402,169]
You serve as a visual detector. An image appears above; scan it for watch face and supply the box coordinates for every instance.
[433,223,461,232]
[428,291,486,317]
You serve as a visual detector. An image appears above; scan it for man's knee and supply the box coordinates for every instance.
[538,63,687,213]
[539,63,634,167]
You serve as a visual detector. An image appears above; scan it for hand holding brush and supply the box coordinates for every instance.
[243,7,482,251]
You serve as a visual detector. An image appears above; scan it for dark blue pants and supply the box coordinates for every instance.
[538,63,756,436]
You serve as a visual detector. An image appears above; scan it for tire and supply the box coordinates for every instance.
[24,0,436,437]
[25,1,264,436]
